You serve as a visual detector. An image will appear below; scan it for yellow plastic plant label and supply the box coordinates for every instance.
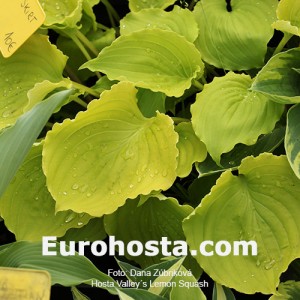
[0,267,51,299]
[0,0,45,58]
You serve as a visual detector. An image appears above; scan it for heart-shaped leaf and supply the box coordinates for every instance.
[193,0,277,70]
[81,29,204,97]
[43,82,178,217]
[183,154,300,294]
[191,72,284,164]
[0,143,91,241]
[120,6,198,43]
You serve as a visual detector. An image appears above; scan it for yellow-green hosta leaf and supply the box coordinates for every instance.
[40,0,83,29]
[81,29,204,97]
[251,48,300,104]
[183,154,300,294]
[82,0,100,31]
[285,104,300,179]
[175,122,207,178]
[0,143,91,241]
[272,0,300,36]
[128,0,176,12]
[120,6,198,43]
[191,72,284,164]
[193,0,277,70]
[43,82,178,217]
[0,34,67,130]
[104,196,193,268]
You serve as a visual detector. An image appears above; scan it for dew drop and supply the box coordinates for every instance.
[256,259,261,266]
[65,212,76,223]
[264,259,276,270]
[63,191,68,196]
[80,184,89,193]
[129,184,134,189]
[137,177,142,183]
[86,192,92,197]
[162,170,168,177]
[35,196,39,201]
[72,184,79,190]
[77,222,83,226]
[228,161,235,166]
[2,110,11,118]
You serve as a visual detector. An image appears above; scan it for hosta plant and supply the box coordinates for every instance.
[1,0,300,299]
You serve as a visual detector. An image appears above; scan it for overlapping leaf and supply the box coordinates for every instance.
[175,122,207,178]
[43,82,178,216]
[0,34,67,130]
[251,48,300,104]
[81,29,204,97]
[0,143,91,241]
[40,0,83,29]
[120,6,198,43]
[104,196,192,268]
[269,281,300,299]
[193,0,277,70]
[191,72,284,164]
[285,104,300,179]
[272,0,300,36]
[128,0,176,12]
[183,154,300,294]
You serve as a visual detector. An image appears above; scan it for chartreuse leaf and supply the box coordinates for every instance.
[251,48,300,104]
[183,154,300,294]
[104,196,192,267]
[120,6,198,43]
[170,266,206,300]
[43,82,178,217]
[269,281,300,300]
[40,0,83,29]
[175,122,207,178]
[191,72,284,164]
[0,89,73,199]
[60,218,106,242]
[0,241,117,294]
[0,34,67,130]
[285,104,300,179]
[193,0,277,70]
[71,287,90,300]
[82,0,100,31]
[117,289,165,300]
[81,29,204,97]
[272,0,300,36]
[128,0,176,12]
[0,143,91,241]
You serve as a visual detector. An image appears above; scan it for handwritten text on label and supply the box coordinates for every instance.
[21,0,38,22]
[4,33,17,53]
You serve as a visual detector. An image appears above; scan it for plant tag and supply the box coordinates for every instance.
[0,0,46,58]
[0,267,51,299]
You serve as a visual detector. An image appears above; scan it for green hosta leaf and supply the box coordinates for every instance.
[40,0,83,29]
[60,218,106,242]
[272,0,300,36]
[71,287,91,300]
[183,154,300,294]
[82,0,100,31]
[251,48,300,104]
[0,143,91,241]
[170,266,206,300]
[269,281,300,300]
[193,0,277,70]
[104,196,192,268]
[120,6,198,43]
[285,104,300,179]
[191,72,284,164]
[213,283,236,300]
[81,29,204,97]
[0,34,67,130]
[137,88,166,118]
[43,82,178,216]
[175,122,207,178]
[0,89,73,199]
[128,0,176,12]
[196,126,285,177]
[0,241,117,293]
